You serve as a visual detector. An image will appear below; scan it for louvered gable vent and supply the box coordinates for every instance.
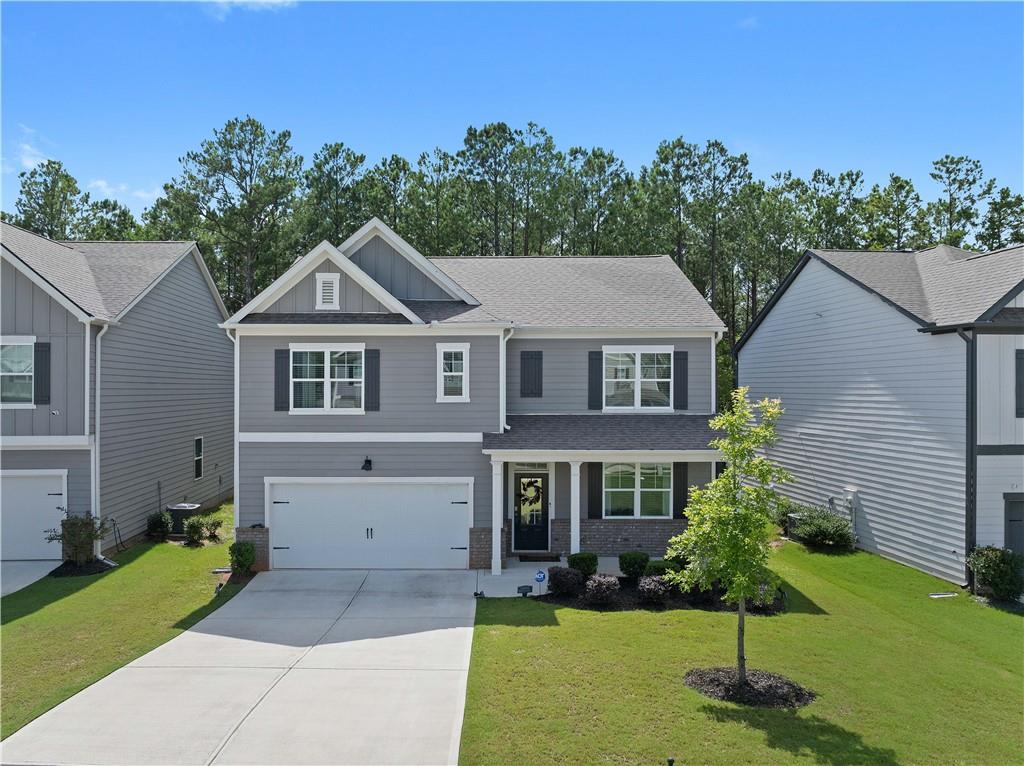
[315,272,341,310]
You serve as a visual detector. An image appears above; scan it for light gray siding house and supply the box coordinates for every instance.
[223,218,726,573]
[736,244,1024,584]
[0,223,232,560]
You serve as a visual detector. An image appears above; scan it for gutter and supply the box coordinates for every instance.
[226,328,239,531]
[92,323,111,557]
[956,328,977,590]
[499,324,516,431]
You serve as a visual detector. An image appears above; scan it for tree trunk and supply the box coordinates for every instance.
[737,596,747,685]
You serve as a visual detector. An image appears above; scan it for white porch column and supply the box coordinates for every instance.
[569,461,582,554]
[491,460,504,575]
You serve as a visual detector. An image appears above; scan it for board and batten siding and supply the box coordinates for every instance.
[976,455,1024,549]
[238,441,491,528]
[0,449,92,515]
[349,236,450,300]
[738,257,967,583]
[99,252,233,542]
[1,257,87,436]
[239,334,500,432]
[506,336,714,414]
[264,260,386,314]
[976,329,1024,446]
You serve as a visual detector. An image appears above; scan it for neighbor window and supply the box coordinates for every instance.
[603,463,672,518]
[290,344,365,413]
[0,341,34,405]
[1016,349,1023,418]
[603,346,672,410]
[315,272,341,310]
[193,437,204,480]
[436,343,470,402]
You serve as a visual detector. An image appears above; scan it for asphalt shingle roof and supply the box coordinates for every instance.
[482,414,720,451]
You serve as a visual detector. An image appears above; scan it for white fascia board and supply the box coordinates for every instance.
[2,248,95,323]
[482,448,722,463]
[240,432,483,443]
[510,327,723,339]
[337,218,480,306]
[229,323,506,336]
[1,435,93,449]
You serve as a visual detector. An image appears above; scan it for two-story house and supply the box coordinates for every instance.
[736,243,1024,585]
[222,218,725,574]
[1,222,233,561]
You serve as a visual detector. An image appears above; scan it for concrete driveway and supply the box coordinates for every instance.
[0,570,476,766]
[0,561,58,596]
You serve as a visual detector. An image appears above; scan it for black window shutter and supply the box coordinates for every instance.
[520,350,543,398]
[586,462,603,519]
[588,351,603,410]
[673,351,688,410]
[365,349,380,411]
[33,342,50,405]
[672,462,688,519]
[1016,349,1024,418]
[274,349,289,411]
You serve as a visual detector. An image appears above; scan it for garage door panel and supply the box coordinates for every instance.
[1,472,66,561]
[269,481,470,570]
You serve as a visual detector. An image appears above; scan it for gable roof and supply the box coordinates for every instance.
[736,243,1024,352]
[1,222,227,322]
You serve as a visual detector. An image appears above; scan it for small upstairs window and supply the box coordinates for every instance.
[1016,349,1023,418]
[315,273,341,310]
[193,437,204,480]
[0,339,34,406]
[436,343,470,402]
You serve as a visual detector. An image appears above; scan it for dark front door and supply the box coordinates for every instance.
[514,472,549,551]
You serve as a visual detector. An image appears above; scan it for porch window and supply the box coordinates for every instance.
[603,462,672,518]
[290,344,364,413]
[603,346,672,410]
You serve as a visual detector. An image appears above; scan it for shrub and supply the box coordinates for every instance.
[967,546,1024,602]
[643,558,682,577]
[45,510,109,566]
[567,551,598,576]
[182,515,206,546]
[618,551,650,579]
[202,516,224,542]
[638,575,671,605]
[793,507,854,550]
[547,566,586,596]
[146,511,173,541]
[229,541,256,574]
[583,573,620,605]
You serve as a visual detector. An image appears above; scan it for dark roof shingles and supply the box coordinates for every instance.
[483,414,719,451]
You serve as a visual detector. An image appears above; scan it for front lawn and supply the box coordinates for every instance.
[1,503,242,738]
[461,543,1023,765]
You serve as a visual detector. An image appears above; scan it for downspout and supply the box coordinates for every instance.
[957,328,977,589]
[500,324,515,431]
[226,328,239,531]
[92,323,110,558]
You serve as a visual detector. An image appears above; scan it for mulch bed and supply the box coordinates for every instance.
[48,559,116,578]
[684,666,816,708]
[535,577,787,615]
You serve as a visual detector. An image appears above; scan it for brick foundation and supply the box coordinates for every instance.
[469,525,508,570]
[580,519,685,555]
[234,526,270,571]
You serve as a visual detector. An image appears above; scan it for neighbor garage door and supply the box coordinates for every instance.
[1,471,67,561]
[267,479,472,569]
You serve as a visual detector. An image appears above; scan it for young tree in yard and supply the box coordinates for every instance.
[666,388,791,686]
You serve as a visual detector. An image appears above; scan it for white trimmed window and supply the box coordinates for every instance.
[315,272,341,310]
[0,339,34,406]
[436,343,470,402]
[603,463,672,518]
[193,437,204,480]
[290,343,365,413]
[603,345,672,410]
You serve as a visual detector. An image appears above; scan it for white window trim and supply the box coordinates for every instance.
[193,436,204,481]
[436,342,470,403]
[601,345,673,412]
[0,336,36,409]
[315,272,341,311]
[601,462,673,519]
[288,342,366,415]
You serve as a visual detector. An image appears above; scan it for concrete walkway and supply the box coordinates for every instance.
[0,570,476,766]
[0,560,58,596]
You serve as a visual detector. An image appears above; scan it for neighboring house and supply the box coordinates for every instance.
[222,218,726,574]
[736,243,1024,584]
[0,222,233,560]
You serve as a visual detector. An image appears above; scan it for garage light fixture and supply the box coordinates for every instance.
[361,457,373,472]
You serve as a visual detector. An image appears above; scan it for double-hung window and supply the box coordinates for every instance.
[193,437,204,480]
[290,343,365,413]
[603,463,672,518]
[436,343,470,402]
[0,338,34,407]
[603,345,672,410]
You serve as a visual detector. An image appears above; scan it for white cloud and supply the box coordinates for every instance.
[737,16,758,30]
[131,186,162,204]
[88,179,128,197]
[203,0,297,22]
[17,141,48,170]
[88,179,161,208]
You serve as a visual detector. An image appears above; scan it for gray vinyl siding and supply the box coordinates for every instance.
[976,455,1024,549]
[240,334,500,432]
[349,236,450,300]
[99,253,233,542]
[0,449,92,516]
[238,441,491,527]
[265,261,386,313]
[1,257,87,436]
[738,256,967,583]
[506,336,713,414]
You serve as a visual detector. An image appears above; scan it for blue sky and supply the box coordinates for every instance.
[2,1,1022,216]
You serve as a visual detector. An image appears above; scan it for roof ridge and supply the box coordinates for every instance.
[63,239,195,245]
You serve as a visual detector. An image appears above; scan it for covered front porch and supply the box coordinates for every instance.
[481,415,722,575]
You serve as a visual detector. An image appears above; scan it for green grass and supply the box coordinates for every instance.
[0,503,242,739]
[461,543,1023,765]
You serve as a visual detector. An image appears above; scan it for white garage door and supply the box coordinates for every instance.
[268,479,472,569]
[1,471,67,561]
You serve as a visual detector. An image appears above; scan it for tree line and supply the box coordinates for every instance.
[4,116,1021,393]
